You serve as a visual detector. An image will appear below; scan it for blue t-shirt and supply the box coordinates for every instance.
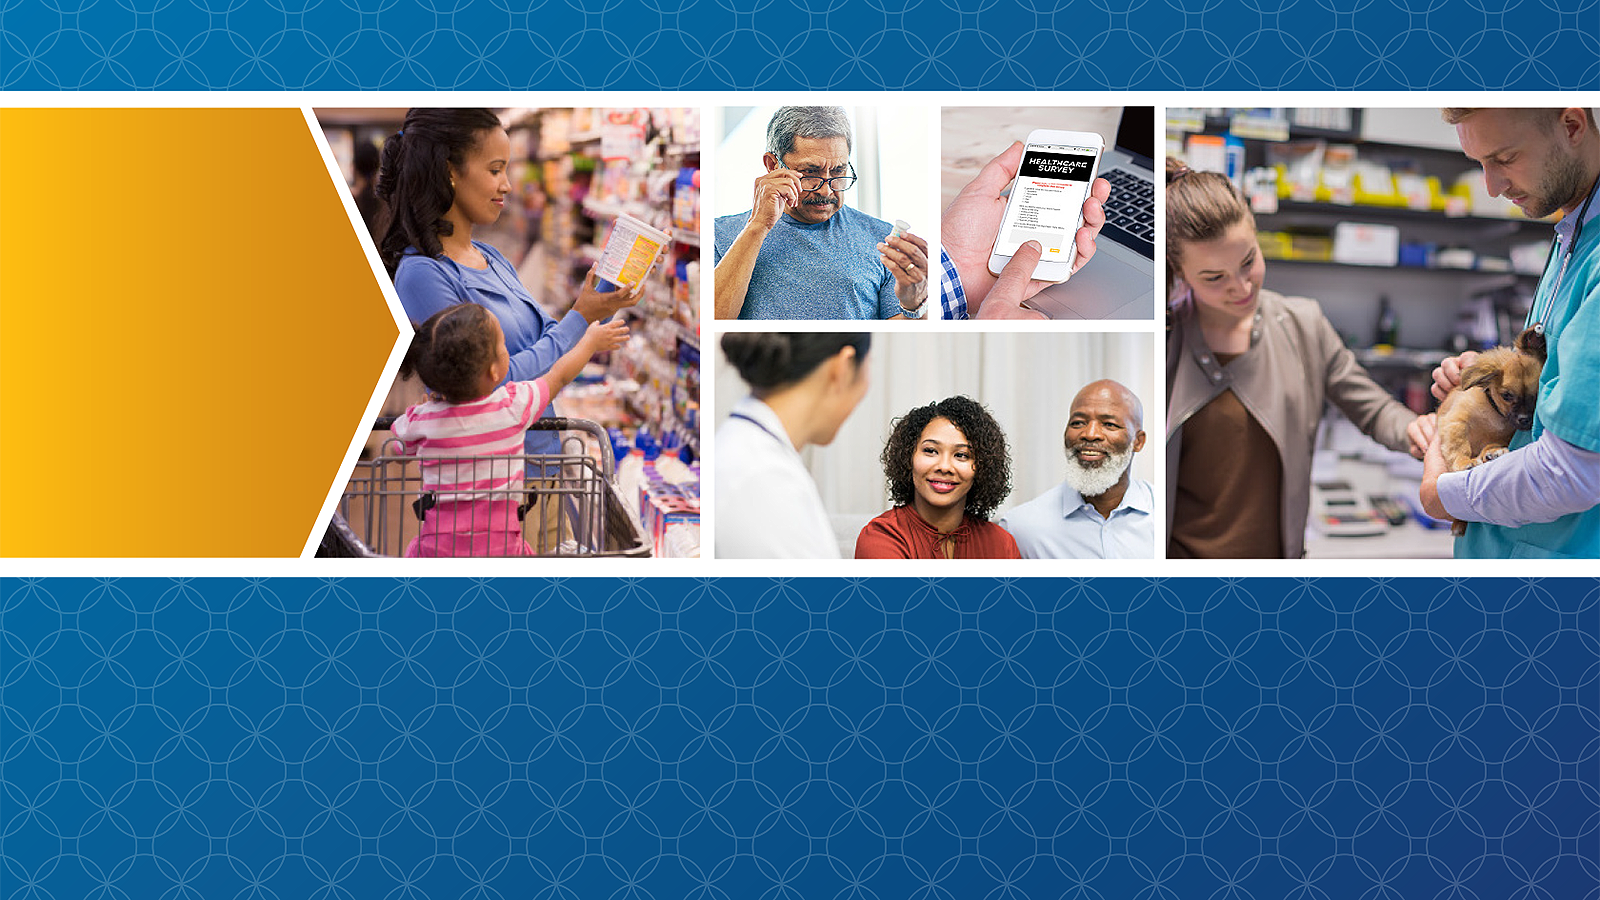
[714,206,899,320]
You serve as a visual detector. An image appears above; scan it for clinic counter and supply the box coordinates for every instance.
[1304,457,1455,559]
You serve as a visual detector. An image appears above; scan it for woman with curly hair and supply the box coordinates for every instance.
[856,396,1021,559]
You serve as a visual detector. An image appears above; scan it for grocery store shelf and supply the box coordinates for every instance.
[677,323,699,351]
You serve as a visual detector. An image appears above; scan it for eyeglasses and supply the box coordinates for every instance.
[777,160,858,192]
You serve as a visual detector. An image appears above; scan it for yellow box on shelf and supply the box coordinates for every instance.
[1257,231,1293,259]
[1289,232,1334,261]
[1352,172,1408,208]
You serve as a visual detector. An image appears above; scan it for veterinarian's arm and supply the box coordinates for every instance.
[1428,431,1600,526]
[1429,351,1479,402]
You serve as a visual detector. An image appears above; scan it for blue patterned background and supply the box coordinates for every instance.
[3,0,1599,89]
[3,577,1596,899]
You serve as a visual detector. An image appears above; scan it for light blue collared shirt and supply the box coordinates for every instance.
[1000,478,1156,559]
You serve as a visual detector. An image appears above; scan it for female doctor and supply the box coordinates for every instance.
[716,333,872,558]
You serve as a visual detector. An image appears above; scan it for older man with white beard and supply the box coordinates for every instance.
[1000,380,1155,558]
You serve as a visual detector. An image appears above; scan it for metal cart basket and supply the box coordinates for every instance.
[320,416,649,558]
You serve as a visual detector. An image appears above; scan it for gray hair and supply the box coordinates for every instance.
[766,106,852,159]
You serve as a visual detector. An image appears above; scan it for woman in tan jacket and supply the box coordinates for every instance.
[1165,160,1428,558]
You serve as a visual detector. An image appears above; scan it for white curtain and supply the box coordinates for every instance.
[713,332,1157,554]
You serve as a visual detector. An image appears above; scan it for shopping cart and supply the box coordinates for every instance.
[320,416,649,558]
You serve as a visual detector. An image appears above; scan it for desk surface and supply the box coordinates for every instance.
[1305,458,1454,559]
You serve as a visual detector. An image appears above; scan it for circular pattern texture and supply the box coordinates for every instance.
[2,0,1598,87]
[2,577,1597,898]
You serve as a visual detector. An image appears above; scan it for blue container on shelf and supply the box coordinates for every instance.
[1398,242,1433,268]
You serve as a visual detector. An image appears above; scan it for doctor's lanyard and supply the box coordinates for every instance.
[1529,170,1600,355]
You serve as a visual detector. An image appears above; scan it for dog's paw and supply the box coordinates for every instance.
[1478,446,1509,464]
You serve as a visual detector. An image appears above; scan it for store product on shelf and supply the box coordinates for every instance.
[639,435,700,558]
[673,259,699,333]
[616,429,652,514]
[1332,222,1400,266]
[595,213,669,288]
[1374,296,1400,348]
[673,168,699,231]
[653,432,696,485]
[663,524,701,558]
[600,109,647,162]
[612,429,701,558]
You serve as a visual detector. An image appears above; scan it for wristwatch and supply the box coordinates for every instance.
[899,298,928,319]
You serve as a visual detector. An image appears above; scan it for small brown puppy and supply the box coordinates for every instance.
[1436,329,1545,535]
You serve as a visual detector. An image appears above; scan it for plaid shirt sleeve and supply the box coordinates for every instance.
[939,248,968,320]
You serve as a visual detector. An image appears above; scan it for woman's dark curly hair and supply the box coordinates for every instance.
[377,108,504,277]
[880,396,1012,521]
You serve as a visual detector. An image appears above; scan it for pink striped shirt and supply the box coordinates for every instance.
[390,379,552,501]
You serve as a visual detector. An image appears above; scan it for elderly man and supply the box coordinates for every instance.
[1419,107,1600,558]
[714,106,929,320]
[1000,380,1153,558]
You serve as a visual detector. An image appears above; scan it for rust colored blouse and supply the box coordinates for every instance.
[855,505,1022,559]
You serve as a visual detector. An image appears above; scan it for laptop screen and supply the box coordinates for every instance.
[1115,107,1155,169]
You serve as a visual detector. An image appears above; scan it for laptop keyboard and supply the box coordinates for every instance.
[1100,167,1155,259]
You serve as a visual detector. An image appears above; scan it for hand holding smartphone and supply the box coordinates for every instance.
[987,129,1105,283]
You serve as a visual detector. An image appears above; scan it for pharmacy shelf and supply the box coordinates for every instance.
[1268,199,1551,228]
[1353,347,1455,370]
[1268,258,1539,280]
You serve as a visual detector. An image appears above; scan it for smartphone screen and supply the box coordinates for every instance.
[993,142,1100,260]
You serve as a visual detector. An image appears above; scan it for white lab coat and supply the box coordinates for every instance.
[715,396,840,558]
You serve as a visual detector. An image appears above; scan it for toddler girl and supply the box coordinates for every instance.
[391,303,627,557]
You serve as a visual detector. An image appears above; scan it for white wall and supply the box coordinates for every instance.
[1360,108,1465,151]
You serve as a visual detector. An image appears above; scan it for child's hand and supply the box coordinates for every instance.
[547,317,629,395]
[583,318,630,354]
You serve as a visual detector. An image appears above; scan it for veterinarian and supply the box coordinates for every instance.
[1164,158,1427,559]
[1420,107,1600,558]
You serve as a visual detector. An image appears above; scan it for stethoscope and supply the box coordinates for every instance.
[729,411,792,451]
[1526,171,1600,358]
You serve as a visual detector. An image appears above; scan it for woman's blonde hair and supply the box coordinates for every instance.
[1165,157,1253,293]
